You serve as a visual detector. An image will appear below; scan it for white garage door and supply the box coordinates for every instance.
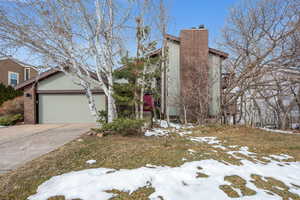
[38,94,106,124]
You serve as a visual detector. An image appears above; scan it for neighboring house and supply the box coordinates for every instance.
[235,67,300,129]
[149,26,228,119]
[16,69,106,124]
[0,57,38,87]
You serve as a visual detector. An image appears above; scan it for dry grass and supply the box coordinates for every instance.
[0,125,300,200]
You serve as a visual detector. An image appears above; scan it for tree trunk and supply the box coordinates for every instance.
[107,88,117,123]
[83,84,100,122]
[183,105,188,124]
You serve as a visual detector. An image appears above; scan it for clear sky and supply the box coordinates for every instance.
[2,0,239,65]
[166,0,238,48]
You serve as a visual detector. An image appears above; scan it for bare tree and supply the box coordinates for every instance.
[0,0,133,122]
[156,0,170,124]
[221,0,300,126]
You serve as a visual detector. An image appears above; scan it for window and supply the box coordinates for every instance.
[8,72,19,86]
[25,68,30,81]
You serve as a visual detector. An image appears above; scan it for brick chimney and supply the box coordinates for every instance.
[180,26,209,120]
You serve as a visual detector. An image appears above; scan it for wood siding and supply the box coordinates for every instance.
[0,59,38,86]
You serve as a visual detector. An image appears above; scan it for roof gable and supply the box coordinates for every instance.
[0,57,38,71]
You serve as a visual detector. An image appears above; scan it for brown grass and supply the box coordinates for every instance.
[0,125,299,200]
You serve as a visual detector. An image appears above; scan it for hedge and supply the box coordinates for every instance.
[0,83,23,106]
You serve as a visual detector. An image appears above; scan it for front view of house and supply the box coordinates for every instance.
[16,69,106,124]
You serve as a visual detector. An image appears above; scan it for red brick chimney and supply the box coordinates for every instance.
[180,26,209,121]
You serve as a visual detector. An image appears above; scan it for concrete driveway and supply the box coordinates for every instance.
[0,123,95,174]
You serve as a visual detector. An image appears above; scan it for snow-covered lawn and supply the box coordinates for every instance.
[26,123,300,200]
[28,158,300,200]
[259,127,294,134]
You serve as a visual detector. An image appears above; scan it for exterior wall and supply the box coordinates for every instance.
[37,72,101,91]
[208,54,222,116]
[23,85,37,124]
[0,59,25,86]
[28,68,38,81]
[0,59,38,86]
[166,40,181,116]
[161,30,225,119]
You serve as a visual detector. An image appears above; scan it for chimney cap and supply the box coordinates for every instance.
[199,24,205,29]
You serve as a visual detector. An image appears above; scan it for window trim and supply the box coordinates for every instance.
[8,71,19,86]
[24,68,30,81]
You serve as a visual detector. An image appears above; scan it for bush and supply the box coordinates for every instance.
[0,96,24,116]
[0,114,23,126]
[0,83,23,106]
[95,118,145,136]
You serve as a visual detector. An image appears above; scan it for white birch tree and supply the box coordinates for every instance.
[0,0,132,122]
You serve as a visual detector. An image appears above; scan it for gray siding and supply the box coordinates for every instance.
[165,40,181,116]
[208,54,221,116]
[38,72,101,91]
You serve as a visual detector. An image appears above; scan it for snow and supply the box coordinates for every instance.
[189,136,294,163]
[28,126,300,200]
[145,120,194,137]
[269,154,293,161]
[156,120,194,130]
[190,136,220,145]
[260,127,294,134]
[28,159,300,200]
[145,128,169,137]
[178,131,192,136]
[188,149,196,154]
[86,160,97,165]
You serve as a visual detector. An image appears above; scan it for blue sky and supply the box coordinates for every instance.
[166,0,238,48]
[3,0,239,65]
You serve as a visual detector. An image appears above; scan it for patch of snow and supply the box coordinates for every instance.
[190,136,293,164]
[178,131,192,136]
[292,123,300,129]
[159,120,169,128]
[190,137,220,145]
[188,149,196,154]
[146,164,157,168]
[28,159,300,200]
[145,128,169,137]
[269,154,293,161]
[260,127,294,134]
[156,120,194,130]
[86,160,97,165]
[212,145,227,150]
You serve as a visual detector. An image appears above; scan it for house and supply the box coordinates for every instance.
[232,67,300,129]
[0,57,38,87]
[15,69,106,124]
[149,26,228,120]
[16,25,227,124]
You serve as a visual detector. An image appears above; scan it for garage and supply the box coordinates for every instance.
[38,93,105,124]
[16,69,107,124]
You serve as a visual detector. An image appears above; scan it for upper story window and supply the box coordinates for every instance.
[8,71,19,87]
[25,68,30,81]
